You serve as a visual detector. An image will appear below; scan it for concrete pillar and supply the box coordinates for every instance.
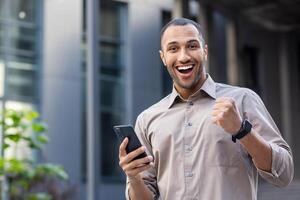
[173,0,189,18]
[198,3,213,74]
[42,0,82,199]
[279,34,292,145]
[226,19,239,85]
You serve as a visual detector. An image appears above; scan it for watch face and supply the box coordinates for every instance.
[232,120,252,143]
[244,120,252,133]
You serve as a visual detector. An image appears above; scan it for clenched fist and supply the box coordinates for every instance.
[211,97,242,134]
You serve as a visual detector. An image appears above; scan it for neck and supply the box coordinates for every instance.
[176,74,207,100]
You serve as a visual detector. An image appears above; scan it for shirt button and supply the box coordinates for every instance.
[189,101,194,106]
[185,145,192,152]
[185,172,194,177]
[187,122,192,126]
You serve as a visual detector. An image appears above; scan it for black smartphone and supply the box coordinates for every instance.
[113,125,148,160]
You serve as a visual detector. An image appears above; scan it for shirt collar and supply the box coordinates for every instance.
[167,74,216,108]
[200,74,216,100]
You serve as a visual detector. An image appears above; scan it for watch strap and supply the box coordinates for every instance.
[232,120,252,143]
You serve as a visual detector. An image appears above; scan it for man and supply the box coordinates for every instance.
[118,18,294,200]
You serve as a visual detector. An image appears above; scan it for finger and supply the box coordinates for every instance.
[126,156,153,170]
[212,116,221,125]
[123,156,152,173]
[127,164,152,177]
[211,107,225,115]
[119,137,128,158]
[213,101,227,110]
[214,100,232,108]
[125,146,147,163]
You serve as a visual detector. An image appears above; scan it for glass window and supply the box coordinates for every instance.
[0,61,4,97]
[9,0,37,23]
[100,77,126,111]
[0,0,40,103]
[0,0,6,19]
[81,1,127,182]
[101,111,125,180]
[6,65,36,99]
[99,4,120,38]
[100,41,121,67]
[10,26,37,52]
[99,2,127,181]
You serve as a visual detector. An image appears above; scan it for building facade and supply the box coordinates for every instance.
[1,0,299,199]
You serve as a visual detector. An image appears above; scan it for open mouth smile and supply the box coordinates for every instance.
[176,65,195,75]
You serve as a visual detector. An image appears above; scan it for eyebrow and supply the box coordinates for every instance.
[166,41,178,47]
[166,39,200,46]
[187,39,200,44]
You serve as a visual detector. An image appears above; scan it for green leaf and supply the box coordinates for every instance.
[35,164,68,180]
[6,158,27,174]
[25,111,40,121]
[29,140,42,150]
[5,134,21,142]
[25,192,52,200]
[36,135,49,144]
[3,143,10,149]
[32,123,47,133]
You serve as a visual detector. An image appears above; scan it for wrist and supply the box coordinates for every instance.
[128,174,142,185]
[232,119,252,143]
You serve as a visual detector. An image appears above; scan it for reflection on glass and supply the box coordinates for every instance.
[99,2,126,180]
[0,61,4,97]
[0,0,5,18]
[10,0,36,23]
[0,25,4,47]
[81,0,126,181]
[6,66,36,98]
[101,77,125,111]
[100,4,120,38]
[101,111,125,179]
[100,42,120,67]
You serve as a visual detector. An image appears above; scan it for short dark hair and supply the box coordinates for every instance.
[160,18,206,47]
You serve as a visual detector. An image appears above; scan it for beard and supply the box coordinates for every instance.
[166,64,205,90]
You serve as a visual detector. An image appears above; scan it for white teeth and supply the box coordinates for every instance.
[177,65,193,70]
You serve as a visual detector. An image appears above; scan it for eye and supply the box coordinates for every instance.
[188,42,199,49]
[168,46,178,52]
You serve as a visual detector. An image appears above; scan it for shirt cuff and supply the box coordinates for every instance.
[125,178,159,200]
[125,183,131,200]
[257,143,281,178]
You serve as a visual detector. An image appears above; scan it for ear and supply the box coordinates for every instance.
[159,50,167,66]
[203,44,208,61]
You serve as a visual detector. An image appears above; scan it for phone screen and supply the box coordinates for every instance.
[113,125,148,160]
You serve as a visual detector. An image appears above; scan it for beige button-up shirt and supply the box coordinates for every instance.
[126,75,294,200]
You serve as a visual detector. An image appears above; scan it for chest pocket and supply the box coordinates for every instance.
[202,122,242,167]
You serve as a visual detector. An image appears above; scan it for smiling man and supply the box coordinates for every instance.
[118,18,294,200]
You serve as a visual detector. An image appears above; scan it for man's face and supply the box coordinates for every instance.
[160,24,208,96]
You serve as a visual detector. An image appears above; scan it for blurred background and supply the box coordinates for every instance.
[0,0,299,199]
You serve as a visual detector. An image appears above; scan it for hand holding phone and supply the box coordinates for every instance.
[113,125,148,160]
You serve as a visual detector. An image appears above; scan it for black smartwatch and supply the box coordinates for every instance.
[232,119,252,143]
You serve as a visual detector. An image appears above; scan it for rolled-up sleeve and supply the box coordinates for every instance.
[243,90,294,187]
[125,113,160,200]
[257,142,294,186]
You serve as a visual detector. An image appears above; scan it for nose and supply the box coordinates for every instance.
[178,48,191,63]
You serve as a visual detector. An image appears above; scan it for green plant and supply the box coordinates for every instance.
[0,109,75,200]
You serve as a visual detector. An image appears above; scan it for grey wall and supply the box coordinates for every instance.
[238,22,282,130]
[128,0,164,123]
[42,0,83,198]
